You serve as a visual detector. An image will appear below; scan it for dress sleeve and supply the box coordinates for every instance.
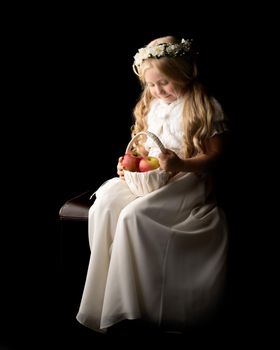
[210,98,229,137]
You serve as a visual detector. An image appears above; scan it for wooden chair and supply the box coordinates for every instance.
[59,190,94,222]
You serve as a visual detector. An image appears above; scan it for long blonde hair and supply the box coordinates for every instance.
[132,36,217,158]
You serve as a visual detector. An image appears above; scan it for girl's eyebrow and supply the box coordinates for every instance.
[146,79,168,84]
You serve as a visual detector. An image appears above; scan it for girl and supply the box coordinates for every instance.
[76,35,229,333]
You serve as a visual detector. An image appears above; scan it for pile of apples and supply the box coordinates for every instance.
[121,152,160,172]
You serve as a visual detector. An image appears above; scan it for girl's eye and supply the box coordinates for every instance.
[147,81,168,87]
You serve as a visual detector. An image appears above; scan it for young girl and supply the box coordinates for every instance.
[76,35,229,333]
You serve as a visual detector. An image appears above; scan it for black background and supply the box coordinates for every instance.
[2,3,277,348]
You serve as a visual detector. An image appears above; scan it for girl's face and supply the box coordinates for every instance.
[144,66,180,104]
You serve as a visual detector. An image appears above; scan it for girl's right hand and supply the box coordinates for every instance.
[117,157,125,179]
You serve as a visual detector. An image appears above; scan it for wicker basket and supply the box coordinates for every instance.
[123,131,170,197]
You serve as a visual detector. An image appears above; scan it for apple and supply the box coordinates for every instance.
[121,152,142,172]
[139,156,160,172]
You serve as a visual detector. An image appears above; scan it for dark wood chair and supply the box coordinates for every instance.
[59,190,94,222]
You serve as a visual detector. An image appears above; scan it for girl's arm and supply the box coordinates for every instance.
[159,134,227,174]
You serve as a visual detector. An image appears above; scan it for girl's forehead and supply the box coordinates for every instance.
[144,66,167,82]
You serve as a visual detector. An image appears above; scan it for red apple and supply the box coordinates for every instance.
[139,156,160,172]
[121,152,142,172]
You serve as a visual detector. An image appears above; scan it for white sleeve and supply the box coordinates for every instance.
[210,98,229,136]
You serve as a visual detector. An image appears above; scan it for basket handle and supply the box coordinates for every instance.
[125,131,166,154]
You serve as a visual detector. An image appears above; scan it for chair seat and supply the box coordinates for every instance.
[59,190,94,221]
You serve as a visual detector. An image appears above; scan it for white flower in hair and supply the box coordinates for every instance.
[133,38,194,68]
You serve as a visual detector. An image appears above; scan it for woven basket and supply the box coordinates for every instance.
[123,131,170,197]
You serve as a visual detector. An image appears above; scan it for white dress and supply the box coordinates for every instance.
[76,97,229,332]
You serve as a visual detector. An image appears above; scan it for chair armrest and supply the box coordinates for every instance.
[59,190,94,221]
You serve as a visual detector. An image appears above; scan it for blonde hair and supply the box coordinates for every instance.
[132,36,217,158]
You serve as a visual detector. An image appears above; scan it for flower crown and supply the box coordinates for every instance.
[133,38,193,69]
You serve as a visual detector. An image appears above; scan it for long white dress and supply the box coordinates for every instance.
[76,97,229,333]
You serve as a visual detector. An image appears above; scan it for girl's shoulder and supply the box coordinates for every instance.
[146,99,165,117]
[210,96,227,122]
[211,96,223,110]
[210,97,229,135]
[149,98,161,109]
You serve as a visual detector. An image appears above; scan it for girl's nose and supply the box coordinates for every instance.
[156,84,165,95]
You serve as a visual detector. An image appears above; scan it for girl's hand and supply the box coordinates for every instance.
[158,149,183,175]
[117,157,125,179]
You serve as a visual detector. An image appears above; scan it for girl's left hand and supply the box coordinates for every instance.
[158,149,183,174]
[117,157,125,179]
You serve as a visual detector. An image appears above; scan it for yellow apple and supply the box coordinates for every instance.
[139,156,160,172]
